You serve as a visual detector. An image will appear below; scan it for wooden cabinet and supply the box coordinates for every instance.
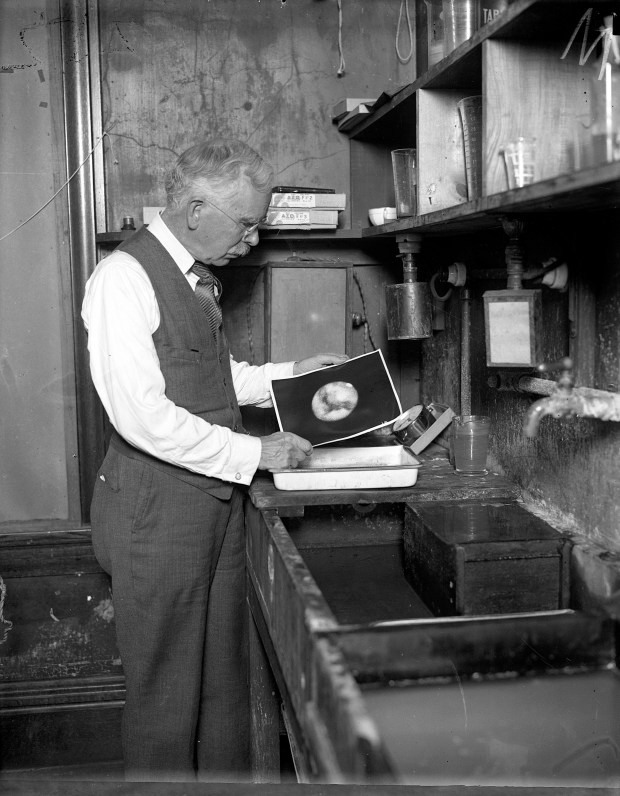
[265,263,351,362]
[344,0,620,237]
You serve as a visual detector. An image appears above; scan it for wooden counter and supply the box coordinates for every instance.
[245,459,620,788]
[249,453,521,516]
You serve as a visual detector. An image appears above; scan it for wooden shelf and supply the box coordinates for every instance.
[249,454,520,512]
[346,0,617,235]
[258,228,362,240]
[361,162,620,238]
[96,227,363,246]
[344,0,608,142]
[95,230,135,244]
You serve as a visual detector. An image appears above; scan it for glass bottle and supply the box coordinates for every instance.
[424,0,444,68]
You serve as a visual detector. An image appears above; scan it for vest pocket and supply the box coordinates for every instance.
[159,344,203,364]
[159,343,227,415]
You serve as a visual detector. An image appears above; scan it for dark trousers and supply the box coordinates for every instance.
[91,446,249,781]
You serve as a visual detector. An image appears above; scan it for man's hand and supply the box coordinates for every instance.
[293,353,348,375]
[258,432,313,472]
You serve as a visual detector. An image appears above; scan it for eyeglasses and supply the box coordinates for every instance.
[201,195,264,239]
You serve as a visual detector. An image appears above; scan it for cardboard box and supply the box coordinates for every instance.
[270,192,346,210]
[263,208,338,227]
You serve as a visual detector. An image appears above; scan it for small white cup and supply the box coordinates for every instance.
[368,206,397,226]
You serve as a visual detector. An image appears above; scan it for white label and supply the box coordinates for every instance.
[488,301,532,364]
[272,210,311,223]
[280,193,314,207]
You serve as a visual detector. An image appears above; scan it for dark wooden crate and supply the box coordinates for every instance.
[403,502,571,616]
[0,532,124,770]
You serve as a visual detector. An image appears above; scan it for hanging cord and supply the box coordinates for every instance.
[353,270,377,352]
[337,0,346,77]
[0,576,13,646]
[0,127,112,245]
[396,0,414,64]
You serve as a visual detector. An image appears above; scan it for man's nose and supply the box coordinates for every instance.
[245,228,260,245]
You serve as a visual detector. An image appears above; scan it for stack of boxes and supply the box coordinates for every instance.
[261,188,346,230]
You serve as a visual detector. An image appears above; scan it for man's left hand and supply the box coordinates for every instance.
[293,353,349,375]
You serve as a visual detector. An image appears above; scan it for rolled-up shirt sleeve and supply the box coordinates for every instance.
[82,252,279,485]
[231,358,294,407]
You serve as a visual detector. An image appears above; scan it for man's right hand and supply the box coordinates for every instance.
[258,432,312,472]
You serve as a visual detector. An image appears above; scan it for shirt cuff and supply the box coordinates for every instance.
[221,431,263,486]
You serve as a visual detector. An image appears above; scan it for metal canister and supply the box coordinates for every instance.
[392,404,434,447]
[385,282,433,340]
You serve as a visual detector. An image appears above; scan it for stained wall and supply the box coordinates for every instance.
[419,212,620,557]
[97,0,415,230]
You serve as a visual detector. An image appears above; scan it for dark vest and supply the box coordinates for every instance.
[109,225,244,499]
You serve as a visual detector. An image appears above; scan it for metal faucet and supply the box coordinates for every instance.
[523,357,620,437]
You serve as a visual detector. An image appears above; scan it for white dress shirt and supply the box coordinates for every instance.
[82,213,294,485]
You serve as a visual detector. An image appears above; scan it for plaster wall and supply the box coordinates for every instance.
[97,0,414,230]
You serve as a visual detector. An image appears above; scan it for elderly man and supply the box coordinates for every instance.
[82,139,345,780]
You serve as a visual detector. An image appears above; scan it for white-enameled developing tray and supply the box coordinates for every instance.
[272,445,421,491]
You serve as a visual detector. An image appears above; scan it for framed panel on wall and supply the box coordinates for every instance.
[266,263,351,362]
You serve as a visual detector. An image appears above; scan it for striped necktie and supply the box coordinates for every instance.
[191,262,223,338]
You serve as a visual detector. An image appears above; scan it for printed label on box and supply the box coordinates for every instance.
[270,210,311,224]
[278,193,315,207]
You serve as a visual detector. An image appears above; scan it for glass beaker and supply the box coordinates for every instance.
[452,415,490,475]
[391,148,417,217]
[502,137,536,189]
[589,24,620,166]
[457,95,483,200]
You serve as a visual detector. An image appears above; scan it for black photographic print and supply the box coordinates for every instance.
[270,350,402,446]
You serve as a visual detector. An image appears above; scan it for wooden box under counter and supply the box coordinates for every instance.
[0,532,123,770]
[403,501,571,617]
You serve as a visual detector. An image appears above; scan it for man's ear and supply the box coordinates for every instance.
[187,199,202,230]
